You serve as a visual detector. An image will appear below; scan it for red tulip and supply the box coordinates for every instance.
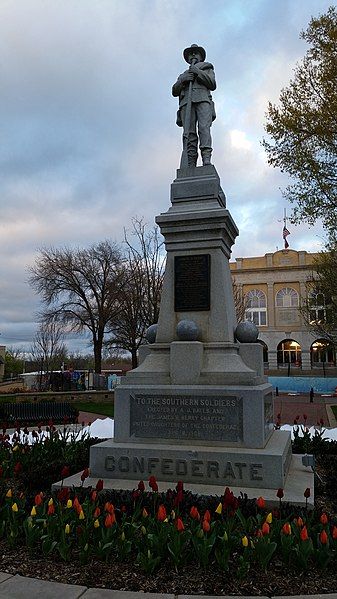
[304,487,311,498]
[320,513,328,525]
[176,480,184,492]
[137,480,145,492]
[332,526,337,540]
[47,504,55,515]
[262,522,270,536]
[149,475,158,492]
[91,490,97,502]
[104,502,114,514]
[14,462,22,475]
[276,488,284,499]
[93,507,101,518]
[300,526,309,541]
[61,466,70,479]
[34,493,43,506]
[320,530,328,545]
[80,468,89,482]
[96,479,104,492]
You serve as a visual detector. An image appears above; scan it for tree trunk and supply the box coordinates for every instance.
[94,332,103,374]
[131,347,138,369]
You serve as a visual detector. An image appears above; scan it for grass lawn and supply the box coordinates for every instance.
[73,401,114,418]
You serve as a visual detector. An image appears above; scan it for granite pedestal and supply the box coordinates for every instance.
[87,165,300,494]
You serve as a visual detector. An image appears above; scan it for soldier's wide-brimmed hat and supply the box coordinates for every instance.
[183,44,206,63]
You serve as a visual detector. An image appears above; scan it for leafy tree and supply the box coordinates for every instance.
[108,219,165,368]
[300,244,337,345]
[263,6,337,239]
[28,241,125,373]
[4,347,25,379]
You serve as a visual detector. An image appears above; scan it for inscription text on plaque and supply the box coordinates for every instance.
[130,394,243,443]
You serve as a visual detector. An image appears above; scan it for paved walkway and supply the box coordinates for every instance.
[0,572,335,599]
[274,393,336,427]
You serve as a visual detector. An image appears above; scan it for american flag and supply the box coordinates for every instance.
[283,226,290,249]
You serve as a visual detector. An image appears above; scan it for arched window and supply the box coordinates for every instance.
[245,289,267,326]
[275,287,299,308]
[311,339,335,366]
[277,339,301,366]
[308,291,326,324]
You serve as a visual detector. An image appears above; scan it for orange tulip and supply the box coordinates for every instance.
[296,517,304,528]
[93,507,101,518]
[203,509,211,522]
[104,512,116,528]
[157,504,167,522]
[104,502,115,514]
[282,522,292,535]
[261,522,270,536]
[47,504,55,516]
[256,496,265,509]
[320,530,328,545]
[175,518,185,532]
[190,506,200,520]
[202,519,210,533]
[142,507,148,518]
[300,525,309,541]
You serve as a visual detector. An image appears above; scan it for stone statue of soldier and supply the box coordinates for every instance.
[172,44,216,167]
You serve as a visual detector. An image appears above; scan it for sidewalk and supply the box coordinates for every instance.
[274,392,336,427]
[0,572,333,599]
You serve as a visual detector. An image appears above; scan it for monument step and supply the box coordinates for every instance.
[52,455,313,508]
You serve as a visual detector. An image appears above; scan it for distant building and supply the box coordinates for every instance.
[230,249,335,370]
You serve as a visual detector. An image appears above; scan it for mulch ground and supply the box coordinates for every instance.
[0,542,334,595]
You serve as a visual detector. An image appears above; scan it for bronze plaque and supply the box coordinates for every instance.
[130,394,243,443]
[174,254,210,311]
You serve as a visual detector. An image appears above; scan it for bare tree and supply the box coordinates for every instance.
[30,321,68,374]
[108,218,165,368]
[29,241,125,373]
[232,278,248,324]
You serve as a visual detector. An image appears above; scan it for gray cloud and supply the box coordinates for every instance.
[0,0,329,351]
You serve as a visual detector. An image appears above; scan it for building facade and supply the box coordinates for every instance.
[230,249,335,371]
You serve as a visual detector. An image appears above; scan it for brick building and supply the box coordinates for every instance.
[230,249,335,371]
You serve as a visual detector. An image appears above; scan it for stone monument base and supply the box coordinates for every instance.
[88,430,291,490]
[53,454,314,508]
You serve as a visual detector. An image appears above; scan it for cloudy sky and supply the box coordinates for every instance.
[0,0,330,354]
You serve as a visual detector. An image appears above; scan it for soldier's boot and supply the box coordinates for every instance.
[201,150,212,165]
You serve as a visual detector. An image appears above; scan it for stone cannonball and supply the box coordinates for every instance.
[145,324,158,344]
[176,319,200,341]
[235,321,259,343]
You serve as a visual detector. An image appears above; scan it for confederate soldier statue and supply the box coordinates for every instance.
[172,44,216,168]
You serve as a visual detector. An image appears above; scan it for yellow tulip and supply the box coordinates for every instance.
[12,445,19,452]
[65,524,70,534]
[141,526,147,535]
[242,535,249,547]
[121,531,125,541]
[215,502,223,515]
[266,512,273,524]
[66,499,72,509]
[31,506,37,517]
[171,510,176,520]
[12,503,18,513]
[48,498,53,506]
[94,519,100,528]
[6,489,12,499]
[79,510,85,520]
[223,531,228,541]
